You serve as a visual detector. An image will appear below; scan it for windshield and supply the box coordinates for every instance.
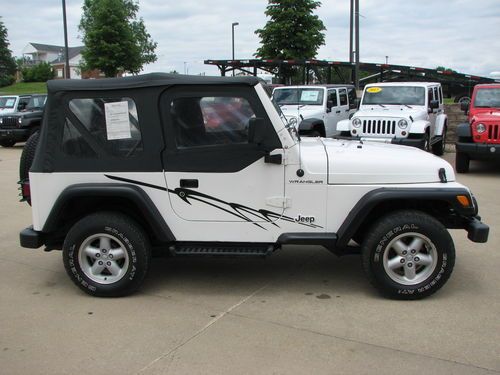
[362,86,425,106]
[26,96,47,110]
[474,88,500,108]
[273,88,324,106]
[0,97,16,109]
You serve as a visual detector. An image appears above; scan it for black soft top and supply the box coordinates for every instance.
[48,73,260,93]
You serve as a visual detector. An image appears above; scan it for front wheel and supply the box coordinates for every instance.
[63,212,151,297]
[362,210,455,300]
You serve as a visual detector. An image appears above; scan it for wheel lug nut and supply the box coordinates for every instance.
[102,249,107,254]
[98,261,103,265]
[106,261,111,266]
[400,258,405,263]
[108,254,113,259]
[411,249,416,254]
[402,250,407,255]
[408,263,413,268]
[414,257,420,262]
[95,253,100,258]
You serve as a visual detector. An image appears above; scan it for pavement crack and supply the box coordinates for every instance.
[135,282,271,374]
[228,312,500,374]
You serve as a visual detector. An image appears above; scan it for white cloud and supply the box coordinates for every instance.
[2,0,499,77]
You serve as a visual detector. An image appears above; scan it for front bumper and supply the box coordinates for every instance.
[464,216,489,243]
[456,142,500,159]
[0,128,30,142]
[20,226,44,248]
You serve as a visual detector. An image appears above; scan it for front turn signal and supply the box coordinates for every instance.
[456,195,470,207]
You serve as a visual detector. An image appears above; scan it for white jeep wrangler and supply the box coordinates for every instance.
[272,85,357,137]
[19,74,488,299]
[337,82,448,155]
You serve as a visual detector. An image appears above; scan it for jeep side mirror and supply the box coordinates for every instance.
[461,101,469,114]
[248,117,276,152]
[326,100,334,113]
[429,100,439,112]
[350,98,360,110]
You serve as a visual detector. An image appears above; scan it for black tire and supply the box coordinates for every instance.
[423,131,431,152]
[361,210,455,300]
[19,131,39,181]
[432,127,446,156]
[0,140,16,147]
[63,212,151,297]
[455,151,470,173]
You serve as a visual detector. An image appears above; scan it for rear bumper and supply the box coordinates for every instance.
[0,128,30,142]
[20,226,44,248]
[464,216,489,243]
[456,142,500,159]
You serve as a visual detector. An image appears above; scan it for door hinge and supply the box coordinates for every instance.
[266,196,292,208]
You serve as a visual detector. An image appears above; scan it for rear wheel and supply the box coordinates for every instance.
[455,151,470,173]
[0,140,16,147]
[362,210,455,300]
[63,212,151,297]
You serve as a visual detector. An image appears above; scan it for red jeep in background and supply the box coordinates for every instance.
[455,84,500,173]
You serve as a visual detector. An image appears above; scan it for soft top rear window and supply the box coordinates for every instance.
[64,97,143,158]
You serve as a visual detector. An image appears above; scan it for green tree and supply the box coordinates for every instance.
[255,0,326,60]
[79,0,157,77]
[436,66,457,74]
[0,18,17,87]
[21,62,54,82]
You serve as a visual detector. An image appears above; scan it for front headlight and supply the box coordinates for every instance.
[352,118,362,128]
[476,123,486,134]
[17,117,22,124]
[398,119,408,129]
[0,118,3,124]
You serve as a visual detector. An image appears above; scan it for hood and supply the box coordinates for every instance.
[471,109,500,122]
[0,108,16,114]
[356,106,427,120]
[319,138,455,184]
[280,105,324,121]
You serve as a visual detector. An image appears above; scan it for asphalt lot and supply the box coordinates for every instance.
[0,145,499,375]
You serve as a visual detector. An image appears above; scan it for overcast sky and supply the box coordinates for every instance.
[2,0,500,78]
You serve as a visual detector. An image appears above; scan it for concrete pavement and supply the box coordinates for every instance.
[0,145,499,374]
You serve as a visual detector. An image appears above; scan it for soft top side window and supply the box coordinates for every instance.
[64,97,143,158]
[172,96,255,148]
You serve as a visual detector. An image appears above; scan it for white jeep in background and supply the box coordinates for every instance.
[337,82,448,155]
[272,85,357,137]
[0,95,32,114]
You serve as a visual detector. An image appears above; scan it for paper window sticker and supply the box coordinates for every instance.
[301,91,319,101]
[104,101,132,140]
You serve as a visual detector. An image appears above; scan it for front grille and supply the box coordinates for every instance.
[486,124,500,142]
[361,119,397,136]
[0,117,19,129]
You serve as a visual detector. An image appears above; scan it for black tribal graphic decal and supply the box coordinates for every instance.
[105,175,322,230]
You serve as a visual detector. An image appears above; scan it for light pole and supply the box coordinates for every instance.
[385,56,389,65]
[62,0,70,79]
[232,22,239,76]
[354,0,360,90]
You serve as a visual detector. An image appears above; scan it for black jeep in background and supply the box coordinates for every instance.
[0,94,47,147]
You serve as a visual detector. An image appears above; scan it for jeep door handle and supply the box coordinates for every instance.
[180,179,199,188]
[336,110,341,114]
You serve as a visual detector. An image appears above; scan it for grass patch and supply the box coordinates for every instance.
[0,82,47,95]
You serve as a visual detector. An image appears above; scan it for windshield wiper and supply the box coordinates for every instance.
[396,103,412,109]
[377,104,386,108]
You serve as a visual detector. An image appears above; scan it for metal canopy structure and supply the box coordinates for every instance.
[204,59,497,101]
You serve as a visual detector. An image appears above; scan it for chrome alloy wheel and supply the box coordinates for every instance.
[382,232,438,286]
[78,234,129,284]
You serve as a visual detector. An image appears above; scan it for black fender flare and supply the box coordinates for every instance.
[456,122,472,138]
[43,183,175,242]
[336,187,476,248]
